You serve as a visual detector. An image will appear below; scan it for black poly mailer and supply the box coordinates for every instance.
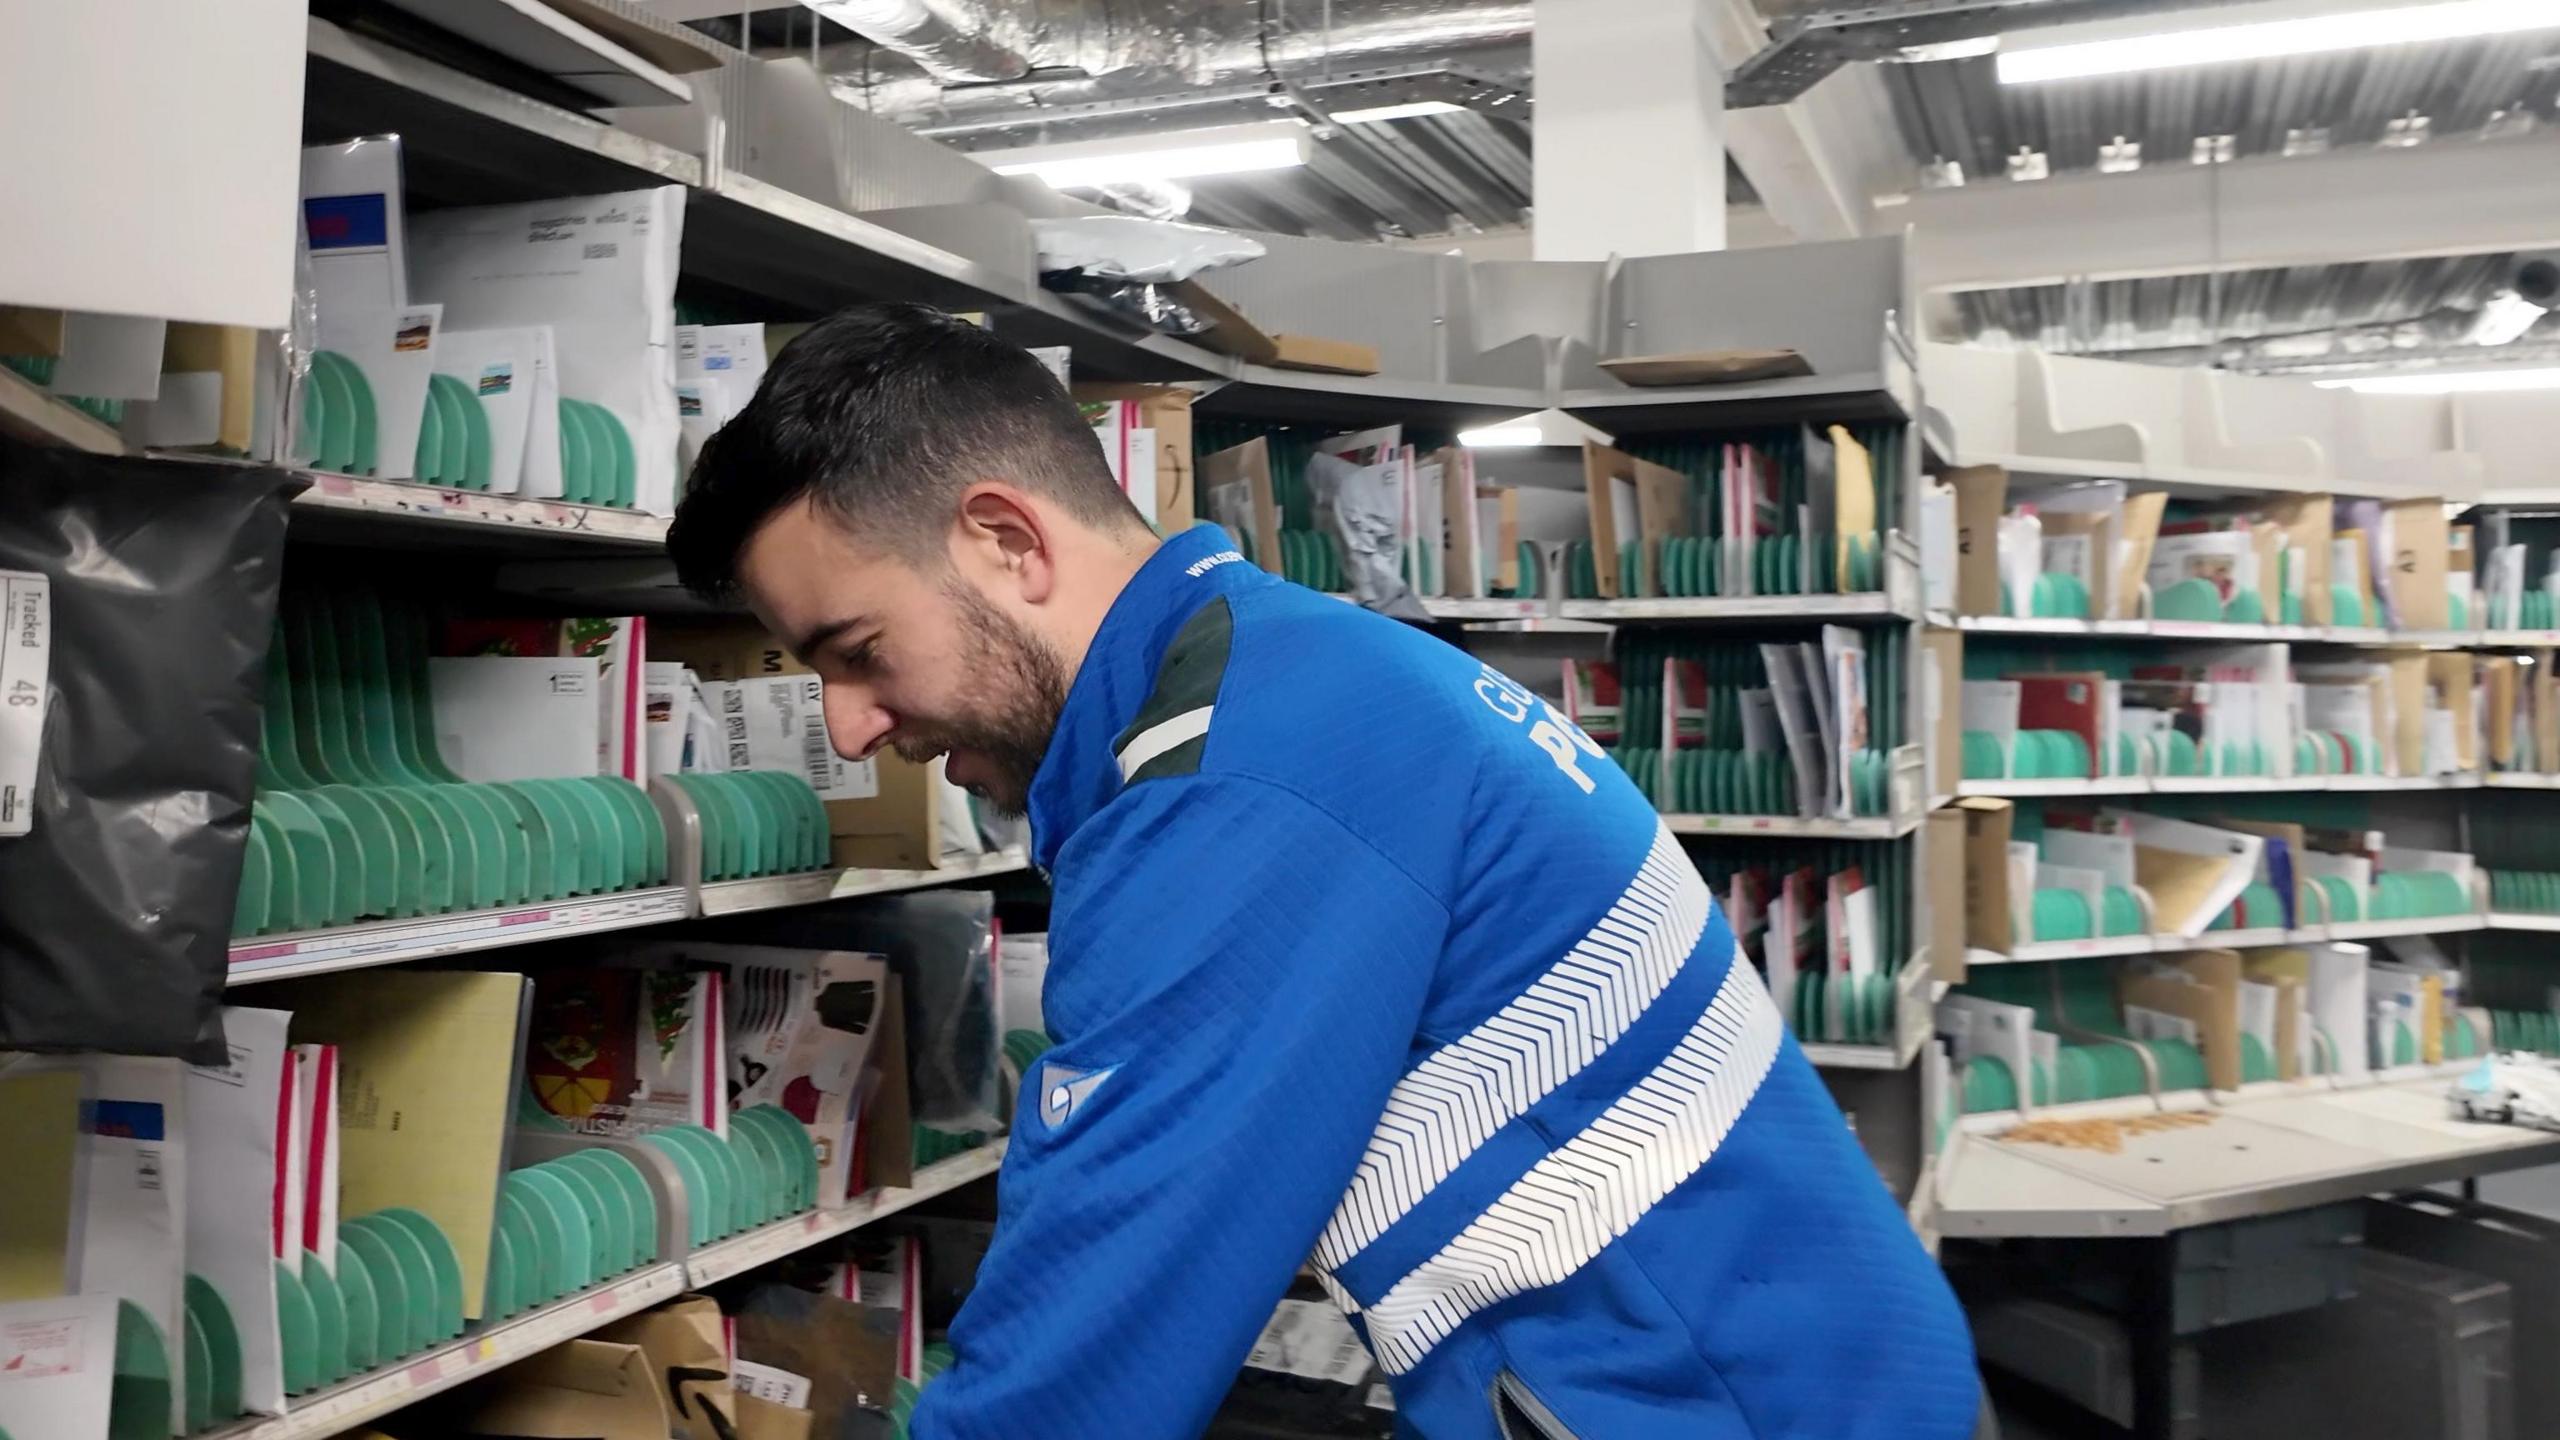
[0,439,300,1060]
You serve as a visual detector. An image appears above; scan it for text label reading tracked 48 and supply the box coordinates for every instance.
[1473,663,1605,795]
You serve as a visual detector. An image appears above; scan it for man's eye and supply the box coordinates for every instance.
[840,640,880,671]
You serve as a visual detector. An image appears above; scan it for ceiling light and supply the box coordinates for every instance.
[1459,425,1544,448]
[1460,409,1615,449]
[1996,0,2560,85]
[978,122,1310,190]
[2315,368,2560,394]
[1329,100,1465,124]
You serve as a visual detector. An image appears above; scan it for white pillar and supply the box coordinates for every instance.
[1531,0,1727,262]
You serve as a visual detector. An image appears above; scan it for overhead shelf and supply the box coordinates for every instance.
[1663,811,1921,841]
[696,849,1032,917]
[228,888,693,984]
[1936,1070,2560,1239]
[1561,591,1912,624]
[1940,614,2502,650]
[1557,370,1912,434]
[1978,916,2490,965]
[1195,366,1546,431]
[685,1143,1006,1287]
[0,363,126,454]
[285,469,672,552]
[200,1263,691,1440]
[1958,774,2486,800]
[197,1145,1007,1440]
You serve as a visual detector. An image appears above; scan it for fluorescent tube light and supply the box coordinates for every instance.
[2315,368,2560,394]
[978,123,1311,189]
[1459,425,1544,448]
[1330,100,1466,123]
[1460,409,1616,449]
[1997,0,2560,85]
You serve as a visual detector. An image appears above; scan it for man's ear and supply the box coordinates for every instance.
[955,483,1058,604]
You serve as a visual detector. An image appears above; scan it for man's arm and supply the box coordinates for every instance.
[912,773,1447,1440]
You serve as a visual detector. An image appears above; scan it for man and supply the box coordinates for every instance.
[670,304,1979,1439]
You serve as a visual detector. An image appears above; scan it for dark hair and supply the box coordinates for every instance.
[668,302,1140,597]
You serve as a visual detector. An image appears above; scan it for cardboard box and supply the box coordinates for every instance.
[2428,653,2478,771]
[856,971,915,1191]
[2381,499,2451,629]
[1959,797,2016,953]
[454,1340,672,1440]
[0,305,66,357]
[1200,438,1281,579]
[1166,281,1380,374]
[1926,807,1969,985]
[1579,442,1689,599]
[647,619,941,869]
[1597,349,1811,386]
[2260,494,2333,627]
[2129,948,2244,1091]
[736,1394,815,1440]
[595,1296,734,1440]
[1949,465,2008,617]
[1073,383,1194,528]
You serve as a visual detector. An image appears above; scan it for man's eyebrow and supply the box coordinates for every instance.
[789,615,871,667]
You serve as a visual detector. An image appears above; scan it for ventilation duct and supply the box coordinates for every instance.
[810,0,1532,130]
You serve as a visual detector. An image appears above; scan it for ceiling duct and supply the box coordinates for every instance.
[812,0,1532,133]
[807,0,1037,81]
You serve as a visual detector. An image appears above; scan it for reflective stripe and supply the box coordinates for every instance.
[1314,822,1710,1273]
[1114,705,1213,782]
[1362,961,1786,1374]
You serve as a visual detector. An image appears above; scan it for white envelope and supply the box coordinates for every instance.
[428,656,604,781]
[408,187,686,514]
[301,137,409,314]
[0,1292,119,1440]
[435,326,555,496]
[313,301,443,482]
[186,1007,290,1415]
[2307,943,2373,1081]
[49,312,167,401]
[294,1045,342,1273]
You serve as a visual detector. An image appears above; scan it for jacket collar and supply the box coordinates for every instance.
[1027,524,1266,869]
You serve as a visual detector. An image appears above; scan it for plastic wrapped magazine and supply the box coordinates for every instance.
[1029,216,1265,284]
[2450,1053,2560,1132]
[0,440,298,1060]
[824,891,1005,1134]
[1307,449,1430,621]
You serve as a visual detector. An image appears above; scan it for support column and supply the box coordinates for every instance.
[1531,0,1727,262]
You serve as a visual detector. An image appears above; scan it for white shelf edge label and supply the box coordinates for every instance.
[0,570,50,837]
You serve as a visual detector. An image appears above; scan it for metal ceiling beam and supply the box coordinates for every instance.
[1701,0,1904,243]
[1726,0,2241,108]
[1898,130,2560,294]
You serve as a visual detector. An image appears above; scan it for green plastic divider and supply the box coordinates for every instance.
[274,1260,320,1395]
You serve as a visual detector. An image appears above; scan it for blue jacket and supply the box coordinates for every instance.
[914,525,1976,1440]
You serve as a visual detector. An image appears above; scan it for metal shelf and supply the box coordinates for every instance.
[2485,773,2560,789]
[1979,918,2484,964]
[1957,774,2486,799]
[697,850,1032,917]
[1941,613,2495,650]
[2486,912,2560,933]
[1937,1069,2560,1239]
[0,364,126,454]
[1559,592,1908,624]
[685,1143,1007,1287]
[201,1263,690,1440]
[1195,367,1546,431]
[1800,1043,1909,1070]
[1556,370,1913,435]
[1662,811,1921,840]
[285,469,672,552]
[2327,914,2485,941]
[227,888,692,983]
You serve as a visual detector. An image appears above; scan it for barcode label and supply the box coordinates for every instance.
[0,571,51,838]
[720,684,751,771]
[799,679,836,791]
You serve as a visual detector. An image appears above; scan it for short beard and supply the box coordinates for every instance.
[888,581,1070,819]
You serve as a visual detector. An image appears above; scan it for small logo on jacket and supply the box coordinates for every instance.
[1039,1061,1116,1129]
[1185,550,1244,577]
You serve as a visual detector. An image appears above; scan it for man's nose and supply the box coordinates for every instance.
[824,684,894,761]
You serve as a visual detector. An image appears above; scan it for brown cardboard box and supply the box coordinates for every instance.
[2260,494,2333,627]
[2387,652,2430,777]
[1925,807,1968,985]
[163,323,260,454]
[1167,281,1380,374]
[737,1394,816,1440]
[2486,656,2519,768]
[858,971,916,1190]
[455,1340,672,1440]
[1580,442,1688,599]
[2538,648,2559,768]
[732,1287,901,1427]
[1486,486,1522,594]
[1073,383,1194,528]
[596,1296,735,1440]
[2114,492,2169,620]
[648,619,942,869]
[2216,818,2313,922]
[1201,438,1282,579]
[1437,449,1480,597]
[1949,466,2008,617]
[1959,797,2015,952]
[0,306,66,357]
[2131,949,2243,1091]
[2381,499,2451,629]
[2041,510,2115,623]
[1596,349,1812,386]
